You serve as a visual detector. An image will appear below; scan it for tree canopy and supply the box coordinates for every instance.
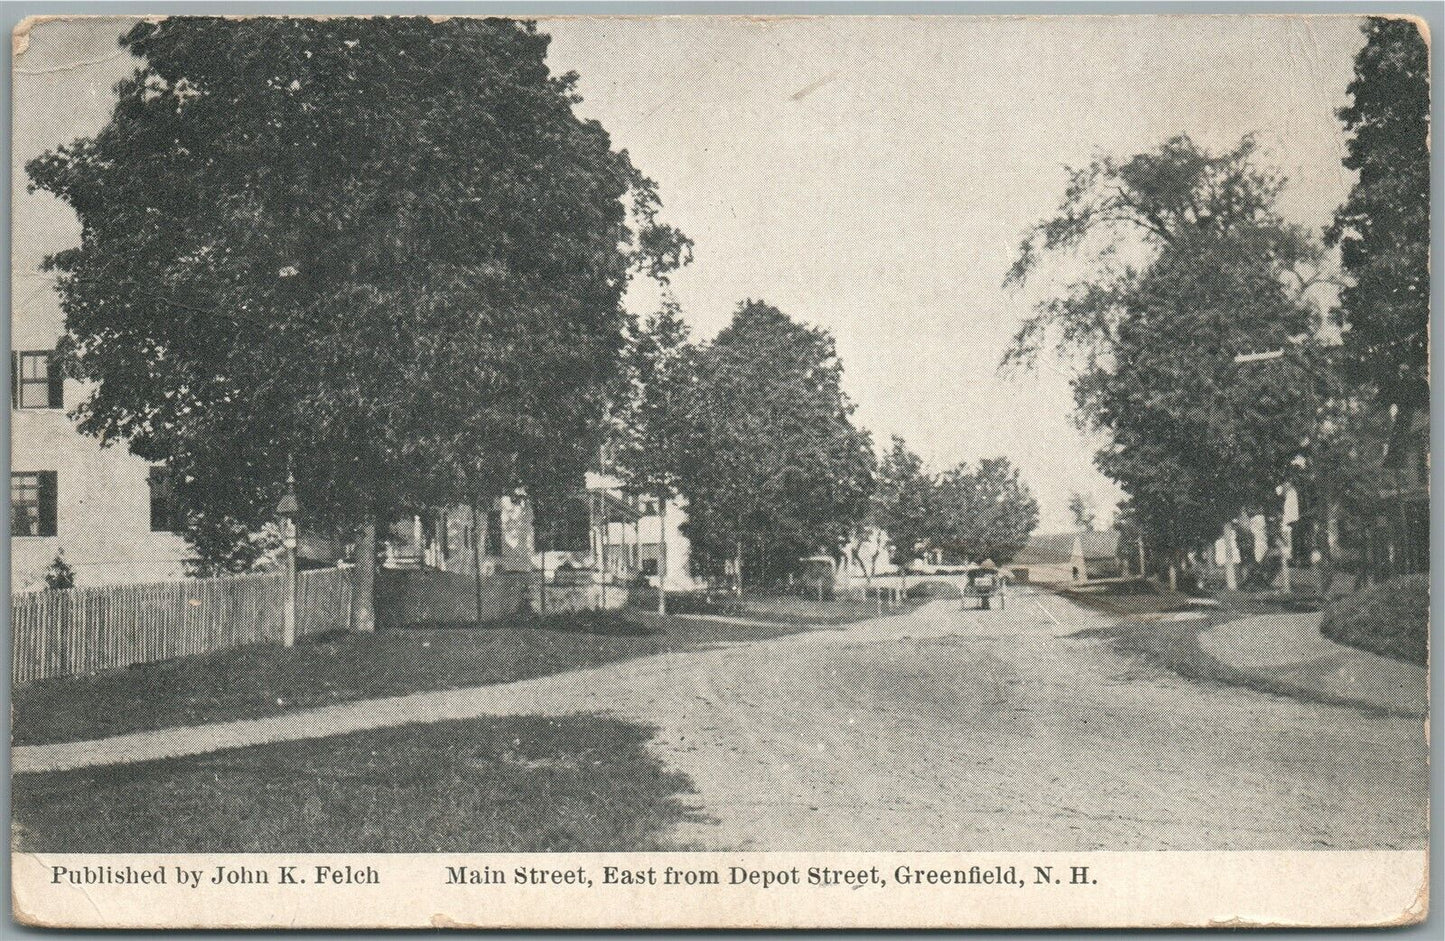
[1003,135,1328,556]
[613,296,695,503]
[675,300,875,585]
[28,17,688,585]
[871,436,934,569]
[1067,492,1097,531]
[1326,17,1431,410]
[927,457,1038,564]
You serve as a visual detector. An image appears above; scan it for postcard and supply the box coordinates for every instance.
[10,12,1430,929]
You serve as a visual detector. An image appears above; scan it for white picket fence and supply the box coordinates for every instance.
[11,568,354,685]
[11,564,637,685]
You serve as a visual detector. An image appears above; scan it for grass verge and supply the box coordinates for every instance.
[1058,582,1417,718]
[12,714,699,853]
[12,608,821,747]
[1320,574,1428,667]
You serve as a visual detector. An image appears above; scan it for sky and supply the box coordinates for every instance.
[13,15,1369,530]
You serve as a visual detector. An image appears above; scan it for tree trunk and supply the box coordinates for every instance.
[351,517,377,633]
[471,498,487,625]
[656,496,668,616]
[1317,499,1335,595]
[734,540,744,596]
[1277,522,1292,594]
[1355,528,1372,591]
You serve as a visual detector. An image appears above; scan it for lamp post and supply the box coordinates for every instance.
[276,471,300,648]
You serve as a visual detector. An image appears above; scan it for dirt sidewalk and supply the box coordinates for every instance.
[1198,611,1427,717]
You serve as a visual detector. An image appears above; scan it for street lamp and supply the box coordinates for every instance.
[276,470,300,648]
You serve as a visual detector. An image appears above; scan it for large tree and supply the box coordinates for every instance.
[927,457,1038,564]
[1326,17,1430,411]
[676,300,875,588]
[1003,135,1328,559]
[27,17,687,628]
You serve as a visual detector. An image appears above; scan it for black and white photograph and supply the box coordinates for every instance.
[8,10,1433,929]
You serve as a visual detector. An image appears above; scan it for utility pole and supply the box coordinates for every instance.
[598,493,609,611]
[471,498,486,625]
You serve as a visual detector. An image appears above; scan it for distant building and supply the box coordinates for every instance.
[581,471,701,592]
[1011,530,1121,583]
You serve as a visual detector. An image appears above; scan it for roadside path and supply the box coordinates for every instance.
[1198,611,1427,716]
[9,607,926,775]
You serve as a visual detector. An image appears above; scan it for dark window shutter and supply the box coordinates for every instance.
[47,352,63,408]
[10,352,17,409]
[37,471,58,537]
[149,467,166,532]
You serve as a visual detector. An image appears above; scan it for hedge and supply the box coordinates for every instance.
[1319,574,1429,667]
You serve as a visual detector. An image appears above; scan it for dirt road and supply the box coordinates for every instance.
[554,592,1426,851]
[16,592,1425,851]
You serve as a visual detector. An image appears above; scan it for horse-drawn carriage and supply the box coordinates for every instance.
[961,560,1006,610]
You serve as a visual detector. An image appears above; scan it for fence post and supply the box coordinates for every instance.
[58,590,72,677]
[283,544,297,647]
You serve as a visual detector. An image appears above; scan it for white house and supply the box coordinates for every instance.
[382,498,536,577]
[577,470,701,592]
[10,291,195,591]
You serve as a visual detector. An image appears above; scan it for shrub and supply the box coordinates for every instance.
[1320,574,1429,667]
[43,553,75,590]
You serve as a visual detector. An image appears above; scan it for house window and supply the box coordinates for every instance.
[485,508,504,556]
[148,467,185,533]
[12,351,63,410]
[11,471,57,537]
[536,497,590,553]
